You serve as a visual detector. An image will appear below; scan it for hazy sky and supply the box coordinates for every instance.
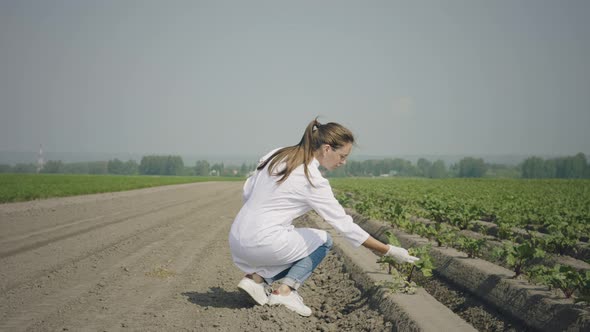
[1,0,589,158]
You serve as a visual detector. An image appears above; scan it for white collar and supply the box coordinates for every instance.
[310,158,320,168]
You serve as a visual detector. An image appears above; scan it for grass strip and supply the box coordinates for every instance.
[0,174,243,203]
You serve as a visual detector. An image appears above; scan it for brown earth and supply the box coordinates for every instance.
[0,182,396,332]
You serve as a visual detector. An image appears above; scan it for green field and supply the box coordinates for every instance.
[331,177,590,234]
[0,174,244,203]
[331,177,590,261]
[330,177,590,302]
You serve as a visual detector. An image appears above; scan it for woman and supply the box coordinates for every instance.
[229,118,418,316]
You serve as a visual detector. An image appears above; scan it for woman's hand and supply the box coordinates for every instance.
[384,245,420,264]
[361,236,418,264]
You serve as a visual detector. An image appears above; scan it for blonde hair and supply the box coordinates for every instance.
[257,117,355,186]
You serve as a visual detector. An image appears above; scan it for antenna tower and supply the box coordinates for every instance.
[37,144,45,173]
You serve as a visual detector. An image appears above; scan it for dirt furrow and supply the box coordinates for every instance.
[25,204,236,331]
[0,199,194,259]
[0,182,440,332]
[0,182,242,331]
[0,182,236,252]
[0,198,224,293]
[0,187,188,239]
[0,184,238,292]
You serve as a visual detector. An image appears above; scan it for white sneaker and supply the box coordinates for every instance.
[268,291,312,316]
[237,277,269,305]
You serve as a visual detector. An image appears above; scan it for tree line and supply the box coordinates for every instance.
[325,157,489,178]
[326,153,589,179]
[0,155,256,177]
[521,153,589,179]
[0,153,588,179]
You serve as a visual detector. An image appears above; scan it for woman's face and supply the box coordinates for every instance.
[317,142,352,171]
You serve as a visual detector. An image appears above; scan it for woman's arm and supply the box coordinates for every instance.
[362,235,420,263]
[361,236,389,255]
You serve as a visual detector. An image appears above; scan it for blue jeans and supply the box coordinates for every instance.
[263,233,333,290]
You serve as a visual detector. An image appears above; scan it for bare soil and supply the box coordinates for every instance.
[0,182,393,332]
[412,271,530,332]
[352,213,590,332]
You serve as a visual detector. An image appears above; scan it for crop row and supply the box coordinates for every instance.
[332,178,590,254]
[331,178,590,303]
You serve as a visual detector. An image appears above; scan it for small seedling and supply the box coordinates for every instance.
[377,231,435,294]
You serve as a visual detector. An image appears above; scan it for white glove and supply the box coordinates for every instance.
[385,245,420,264]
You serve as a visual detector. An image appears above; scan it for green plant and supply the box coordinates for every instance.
[456,236,486,258]
[335,192,351,207]
[539,221,582,255]
[421,224,439,243]
[407,245,434,281]
[384,202,408,223]
[434,223,457,247]
[377,232,434,294]
[496,220,514,240]
[383,230,401,246]
[448,204,480,230]
[493,238,546,278]
[411,223,429,238]
[528,265,590,299]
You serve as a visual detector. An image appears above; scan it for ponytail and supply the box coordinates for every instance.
[257,117,354,186]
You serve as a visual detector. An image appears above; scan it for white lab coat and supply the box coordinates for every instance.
[229,148,370,278]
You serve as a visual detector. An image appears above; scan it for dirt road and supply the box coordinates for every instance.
[0,182,390,332]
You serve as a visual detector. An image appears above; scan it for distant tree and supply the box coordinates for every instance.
[182,166,195,176]
[458,157,487,178]
[363,159,378,176]
[389,158,417,176]
[339,158,420,177]
[108,159,126,174]
[13,163,36,173]
[107,159,138,175]
[87,161,108,174]
[326,165,346,177]
[139,156,157,175]
[417,158,432,177]
[124,160,139,175]
[62,162,89,174]
[195,160,210,176]
[429,160,447,178]
[347,160,363,176]
[139,155,184,175]
[448,163,460,177]
[41,160,64,173]
[521,156,546,178]
[543,159,557,178]
[521,153,588,179]
[0,164,12,173]
[485,163,520,178]
[211,162,224,176]
[240,163,248,176]
[570,153,587,178]
[164,156,184,175]
[545,153,587,178]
